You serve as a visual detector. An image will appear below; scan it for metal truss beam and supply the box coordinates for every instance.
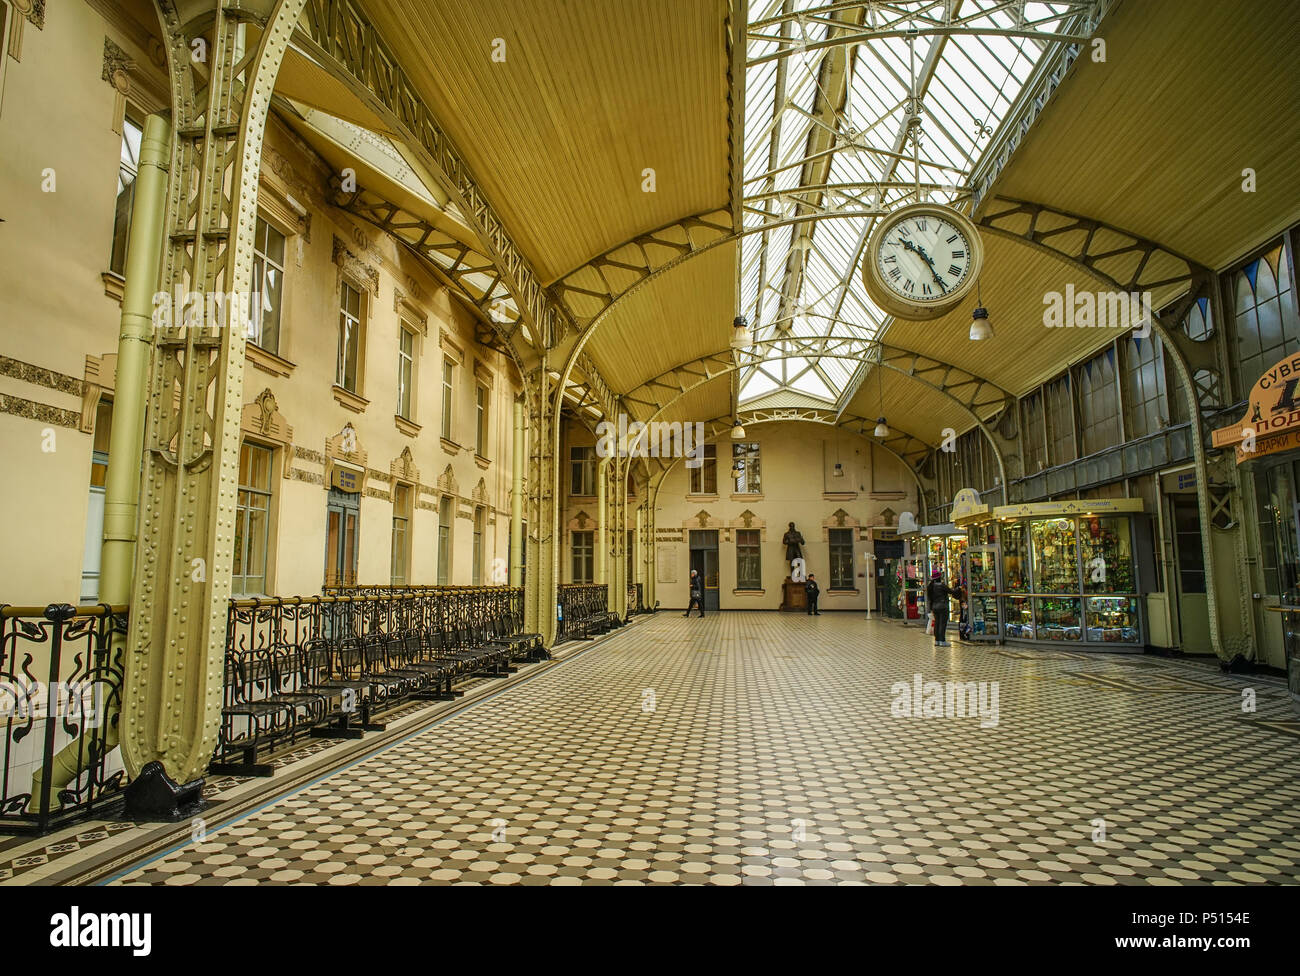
[621,336,1014,423]
[330,180,528,357]
[551,210,733,331]
[293,0,565,348]
[977,195,1218,381]
[746,2,1100,66]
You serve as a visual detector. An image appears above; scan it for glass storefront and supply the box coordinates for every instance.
[957,502,1146,647]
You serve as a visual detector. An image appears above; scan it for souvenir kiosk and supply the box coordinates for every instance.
[954,498,1153,649]
[893,512,924,621]
[946,489,997,641]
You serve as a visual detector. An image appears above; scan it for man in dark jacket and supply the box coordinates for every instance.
[684,569,704,618]
[805,574,821,615]
[925,570,956,647]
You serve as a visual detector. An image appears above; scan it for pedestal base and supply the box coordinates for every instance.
[779,578,808,612]
[121,760,205,822]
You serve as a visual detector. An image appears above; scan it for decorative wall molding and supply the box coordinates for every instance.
[729,509,767,541]
[390,445,420,488]
[471,477,489,505]
[439,328,466,364]
[332,235,379,297]
[81,353,116,433]
[325,422,368,494]
[436,463,459,498]
[0,393,78,429]
[16,0,44,30]
[683,510,723,530]
[393,287,428,333]
[569,510,593,531]
[240,388,294,479]
[821,508,862,540]
[473,358,495,388]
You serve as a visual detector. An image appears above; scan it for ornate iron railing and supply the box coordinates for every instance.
[0,603,128,834]
[627,582,646,615]
[557,584,609,641]
[218,586,536,774]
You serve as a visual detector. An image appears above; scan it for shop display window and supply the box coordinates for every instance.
[1079,516,1136,593]
[970,595,999,638]
[969,549,997,592]
[1030,518,1078,593]
[946,536,967,588]
[1005,596,1034,638]
[1035,596,1082,640]
[1003,522,1029,593]
[1086,596,1140,642]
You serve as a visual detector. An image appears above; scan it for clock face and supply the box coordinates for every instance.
[861,203,984,321]
[874,211,974,304]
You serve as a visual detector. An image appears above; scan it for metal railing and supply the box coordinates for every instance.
[219,586,536,772]
[0,603,128,834]
[557,584,609,641]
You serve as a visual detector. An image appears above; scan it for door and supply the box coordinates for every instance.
[688,530,720,610]
[325,486,360,587]
[1169,495,1210,655]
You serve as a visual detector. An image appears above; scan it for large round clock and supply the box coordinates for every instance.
[861,202,984,321]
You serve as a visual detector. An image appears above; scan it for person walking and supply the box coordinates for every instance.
[684,569,705,618]
[805,574,821,615]
[925,570,955,647]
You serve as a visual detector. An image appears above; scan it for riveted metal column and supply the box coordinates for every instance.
[596,455,609,585]
[121,1,308,805]
[526,364,558,645]
[510,397,525,587]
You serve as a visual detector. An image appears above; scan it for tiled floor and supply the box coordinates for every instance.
[107,612,1300,885]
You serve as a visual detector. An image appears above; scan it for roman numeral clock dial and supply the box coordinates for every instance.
[862,203,985,321]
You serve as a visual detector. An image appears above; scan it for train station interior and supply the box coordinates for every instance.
[0,0,1297,890]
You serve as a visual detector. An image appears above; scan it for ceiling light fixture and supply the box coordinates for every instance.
[730,314,752,350]
[969,279,993,341]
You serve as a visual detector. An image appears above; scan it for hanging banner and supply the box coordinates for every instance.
[1212,350,1300,460]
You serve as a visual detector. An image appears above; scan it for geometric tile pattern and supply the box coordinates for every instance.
[109,613,1300,885]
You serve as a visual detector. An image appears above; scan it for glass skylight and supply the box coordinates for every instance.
[738,0,1090,406]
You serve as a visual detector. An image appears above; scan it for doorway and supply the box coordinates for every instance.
[1168,494,1210,655]
[688,530,720,611]
[325,486,360,587]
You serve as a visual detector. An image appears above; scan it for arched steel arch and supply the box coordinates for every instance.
[976,194,1236,661]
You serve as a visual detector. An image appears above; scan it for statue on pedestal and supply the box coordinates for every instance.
[782,522,805,568]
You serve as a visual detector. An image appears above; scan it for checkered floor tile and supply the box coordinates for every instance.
[110,613,1300,885]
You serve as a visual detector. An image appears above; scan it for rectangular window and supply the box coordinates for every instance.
[397,325,416,420]
[391,483,411,586]
[81,400,114,602]
[324,486,359,588]
[689,443,717,494]
[336,281,364,393]
[570,445,596,496]
[476,384,489,456]
[472,507,484,585]
[437,495,453,585]
[1076,346,1121,456]
[829,528,855,590]
[1045,374,1076,467]
[572,531,594,584]
[1021,389,1047,474]
[1121,334,1168,439]
[735,529,761,589]
[1232,239,1300,396]
[250,216,287,354]
[233,443,274,596]
[732,442,761,494]
[441,358,455,440]
[109,117,143,276]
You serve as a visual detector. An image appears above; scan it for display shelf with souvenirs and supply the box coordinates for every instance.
[1086,596,1141,642]
[1078,516,1136,593]
[1004,596,1034,639]
[1001,521,1030,593]
[895,555,924,620]
[1030,518,1079,593]
[969,594,1000,638]
[952,497,1151,649]
[1035,596,1083,641]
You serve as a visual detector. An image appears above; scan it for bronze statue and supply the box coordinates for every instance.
[782,522,805,562]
